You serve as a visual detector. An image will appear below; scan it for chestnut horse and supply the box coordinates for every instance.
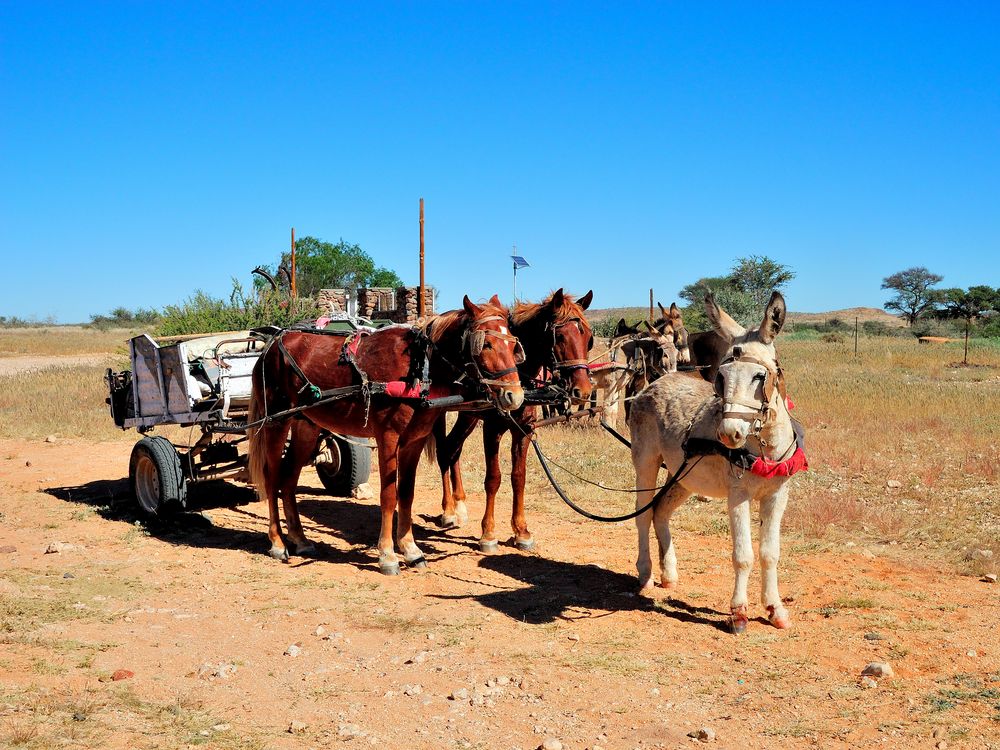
[247,295,525,575]
[432,289,594,551]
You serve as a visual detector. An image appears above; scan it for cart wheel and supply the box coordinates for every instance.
[129,436,187,515]
[315,435,372,497]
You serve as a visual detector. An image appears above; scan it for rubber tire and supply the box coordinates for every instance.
[315,435,372,497]
[129,436,187,516]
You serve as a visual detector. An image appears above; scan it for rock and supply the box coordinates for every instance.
[0,545,16,554]
[63,572,74,578]
[449,688,469,701]
[933,727,946,739]
[196,662,237,680]
[861,662,893,678]
[541,739,563,750]
[44,542,73,554]
[496,675,510,686]
[211,723,231,732]
[72,712,86,722]
[859,676,878,689]
[402,684,422,696]
[338,723,363,738]
[885,479,902,489]
[284,644,302,657]
[24,460,31,467]
[968,548,994,561]
[45,435,57,443]
[966,650,977,657]
[352,482,374,500]
[287,719,308,734]
[687,727,716,741]
[936,742,947,750]
[111,669,134,681]
[983,574,998,583]
[650,687,661,697]
[864,632,884,641]
[314,626,326,638]
[405,651,428,664]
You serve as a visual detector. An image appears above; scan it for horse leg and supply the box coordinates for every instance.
[396,434,429,569]
[632,448,662,592]
[509,421,534,551]
[278,420,321,557]
[479,419,504,552]
[727,491,754,633]
[374,432,401,575]
[759,484,792,629]
[652,484,690,589]
[438,413,476,528]
[257,421,292,562]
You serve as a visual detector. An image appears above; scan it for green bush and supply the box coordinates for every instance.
[156,279,321,336]
[88,307,161,330]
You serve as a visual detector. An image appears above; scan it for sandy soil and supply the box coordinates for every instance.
[0,354,109,378]
[1,437,997,750]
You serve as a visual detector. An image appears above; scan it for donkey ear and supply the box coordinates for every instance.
[704,292,745,343]
[669,302,683,322]
[758,291,787,344]
[657,302,668,319]
[463,295,481,316]
[488,294,503,308]
[577,290,593,310]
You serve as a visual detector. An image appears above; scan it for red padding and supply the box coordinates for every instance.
[786,396,795,410]
[383,381,453,399]
[750,447,808,479]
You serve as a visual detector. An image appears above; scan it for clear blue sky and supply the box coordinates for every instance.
[2,2,998,323]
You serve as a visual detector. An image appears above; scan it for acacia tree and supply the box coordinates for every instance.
[268,237,404,297]
[937,285,999,365]
[678,256,795,329]
[881,267,943,326]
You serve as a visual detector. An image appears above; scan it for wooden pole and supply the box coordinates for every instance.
[649,289,654,323]
[855,316,859,357]
[290,227,297,299]
[965,319,970,365]
[418,198,425,317]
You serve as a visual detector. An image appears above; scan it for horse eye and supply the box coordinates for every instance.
[483,341,493,350]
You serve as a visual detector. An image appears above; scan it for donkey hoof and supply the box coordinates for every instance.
[479,539,499,553]
[438,514,460,529]
[514,538,535,552]
[379,561,401,576]
[767,606,792,629]
[268,545,290,562]
[729,609,750,634]
[405,555,428,570]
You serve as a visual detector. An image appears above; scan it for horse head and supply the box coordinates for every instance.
[462,295,525,412]
[546,288,595,405]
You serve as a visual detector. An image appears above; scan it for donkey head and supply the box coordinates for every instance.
[705,291,787,449]
[641,320,679,375]
[658,302,690,364]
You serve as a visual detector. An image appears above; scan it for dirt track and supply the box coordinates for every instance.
[1,437,998,749]
[0,354,108,378]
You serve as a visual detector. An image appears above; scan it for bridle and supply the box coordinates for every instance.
[548,316,593,379]
[713,345,787,439]
[461,314,525,389]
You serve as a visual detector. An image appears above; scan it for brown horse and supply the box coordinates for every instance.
[432,289,594,551]
[247,295,525,575]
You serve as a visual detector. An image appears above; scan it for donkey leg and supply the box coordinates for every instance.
[652,485,689,589]
[374,434,401,575]
[632,452,662,592]
[727,492,754,633]
[479,420,504,552]
[759,484,792,629]
[396,435,429,569]
[509,422,534,550]
[278,420,321,556]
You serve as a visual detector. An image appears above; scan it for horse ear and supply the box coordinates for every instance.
[704,292,745,343]
[657,302,668,319]
[463,295,481,316]
[577,290,593,310]
[488,294,503,309]
[758,291,787,344]
[550,288,565,310]
[669,302,683,322]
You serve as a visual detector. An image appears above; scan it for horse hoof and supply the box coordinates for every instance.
[405,555,427,570]
[268,546,289,562]
[292,543,317,558]
[514,538,535,552]
[479,540,499,553]
[439,515,460,529]
[379,561,401,576]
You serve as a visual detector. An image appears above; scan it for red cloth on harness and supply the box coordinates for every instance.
[383,381,453,399]
[750,446,808,478]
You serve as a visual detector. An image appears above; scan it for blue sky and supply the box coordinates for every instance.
[2,2,998,323]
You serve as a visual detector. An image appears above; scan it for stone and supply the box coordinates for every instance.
[0,545,16,554]
[496,675,510,686]
[541,739,563,750]
[402,684,422,696]
[111,669,134,681]
[687,727,716,741]
[196,662,237,680]
[288,719,308,734]
[211,723,231,732]
[966,650,977,657]
[885,479,902,489]
[284,644,302,657]
[936,742,947,750]
[984,574,998,583]
[338,723,363,738]
[863,632,884,641]
[933,727,946,739]
[352,482,374,500]
[45,435,57,443]
[449,688,469,701]
[314,626,326,638]
[44,542,72,554]
[63,572,74,578]
[859,676,878,689]
[72,712,86,721]
[24,460,31,467]
[968,548,994,561]
[861,662,893,678]
[650,687,661,697]
[405,651,428,665]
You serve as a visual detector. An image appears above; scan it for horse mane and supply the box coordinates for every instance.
[419,299,510,344]
[512,291,588,328]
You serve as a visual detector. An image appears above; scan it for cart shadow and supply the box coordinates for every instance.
[429,552,732,632]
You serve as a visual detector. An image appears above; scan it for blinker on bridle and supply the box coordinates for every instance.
[714,345,786,433]
[463,314,525,388]
[548,317,591,375]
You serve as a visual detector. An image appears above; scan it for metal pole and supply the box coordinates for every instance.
[290,227,297,298]
[418,198,425,317]
[649,288,654,323]
[513,262,517,301]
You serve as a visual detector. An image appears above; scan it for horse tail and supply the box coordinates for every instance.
[247,358,269,499]
[423,424,438,465]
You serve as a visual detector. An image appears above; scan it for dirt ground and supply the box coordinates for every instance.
[1,433,998,750]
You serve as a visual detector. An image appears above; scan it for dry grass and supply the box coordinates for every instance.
[0,326,137,357]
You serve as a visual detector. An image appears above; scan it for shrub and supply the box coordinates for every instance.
[820,332,845,344]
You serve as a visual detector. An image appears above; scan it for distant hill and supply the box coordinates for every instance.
[586,305,905,328]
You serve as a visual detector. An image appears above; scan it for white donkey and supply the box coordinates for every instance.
[628,291,803,633]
